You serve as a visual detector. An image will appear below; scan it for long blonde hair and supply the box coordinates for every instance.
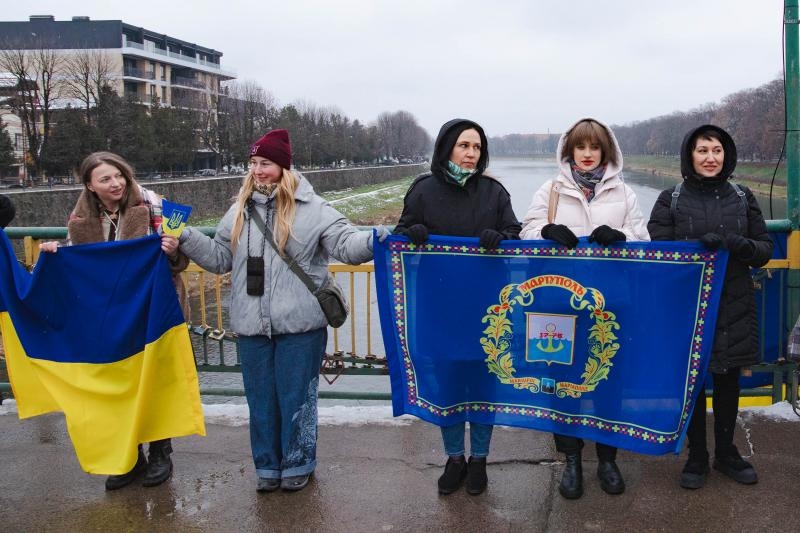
[230,168,298,254]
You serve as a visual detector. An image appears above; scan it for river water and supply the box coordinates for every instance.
[199,157,783,404]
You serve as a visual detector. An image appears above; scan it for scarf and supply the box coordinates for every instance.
[569,159,606,202]
[254,182,278,196]
[445,160,476,187]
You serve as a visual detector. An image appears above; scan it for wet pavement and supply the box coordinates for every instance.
[1,405,799,533]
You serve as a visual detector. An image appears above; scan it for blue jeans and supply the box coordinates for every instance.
[440,422,493,458]
[239,328,327,480]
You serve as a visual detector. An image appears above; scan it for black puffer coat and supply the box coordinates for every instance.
[394,118,521,239]
[648,125,773,373]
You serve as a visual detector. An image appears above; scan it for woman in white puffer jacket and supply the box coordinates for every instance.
[520,117,649,243]
[520,118,649,500]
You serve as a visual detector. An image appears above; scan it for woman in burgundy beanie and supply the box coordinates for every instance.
[179,128,388,493]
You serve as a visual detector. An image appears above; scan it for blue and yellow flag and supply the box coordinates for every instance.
[374,234,729,455]
[0,232,205,474]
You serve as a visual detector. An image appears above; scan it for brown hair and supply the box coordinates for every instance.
[76,151,138,215]
[560,120,617,166]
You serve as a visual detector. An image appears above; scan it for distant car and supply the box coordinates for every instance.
[194,169,217,177]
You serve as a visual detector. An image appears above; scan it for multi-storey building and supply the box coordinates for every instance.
[0,15,236,170]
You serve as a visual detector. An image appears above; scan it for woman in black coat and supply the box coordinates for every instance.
[394,118,521,496]
[648,125,773,490]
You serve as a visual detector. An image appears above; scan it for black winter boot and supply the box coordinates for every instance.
[558,453,583,499]
[466,456,488,495]
[105,445,147,491]
[143,439,173,487]
[597,460,625,494]
[713,445,758,485]
[438,455,467,495]
[680,457,710,489]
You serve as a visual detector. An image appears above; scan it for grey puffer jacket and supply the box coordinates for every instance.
[179,173,373,336]
[648,125,773,372]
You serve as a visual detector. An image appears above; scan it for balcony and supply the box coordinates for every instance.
[123,66,156,80]
[172,76,207,90]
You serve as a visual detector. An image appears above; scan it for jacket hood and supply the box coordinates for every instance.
[556,117,623,180]
[680,124,737,181]
[430,118,489,177]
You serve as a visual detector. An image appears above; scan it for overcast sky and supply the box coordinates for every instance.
[5,1,787,137]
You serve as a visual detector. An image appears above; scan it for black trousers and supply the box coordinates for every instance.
[554,434,617,462]
[686,367,741,461]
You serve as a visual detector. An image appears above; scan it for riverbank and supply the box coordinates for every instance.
[624,155,787,199]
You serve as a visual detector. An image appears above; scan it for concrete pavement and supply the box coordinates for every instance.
[1,406,798,532]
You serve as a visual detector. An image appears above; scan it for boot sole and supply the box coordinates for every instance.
[558,485,583,499]
[599,482,625,495]
[712,462,758,485]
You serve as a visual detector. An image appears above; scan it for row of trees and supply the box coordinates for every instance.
[0,45,431,177]
[218,83,430,170]
[490,78,785,161]
[613,79,784,160]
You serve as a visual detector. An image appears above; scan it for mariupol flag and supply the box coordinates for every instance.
[0,232,205,474]
[374,234,729,455]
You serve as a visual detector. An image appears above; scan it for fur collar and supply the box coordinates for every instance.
[68,184,151,244]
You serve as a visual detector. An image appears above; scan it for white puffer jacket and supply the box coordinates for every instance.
[520,118,650,241]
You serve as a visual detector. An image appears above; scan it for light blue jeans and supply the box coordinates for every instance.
[440,422,493,458]
[239,328,327,480]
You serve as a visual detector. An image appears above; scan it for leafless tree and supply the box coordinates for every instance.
[0,44,64,176]
[61,49,115,124]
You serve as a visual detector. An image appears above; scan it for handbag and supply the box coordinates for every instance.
[250,208,350,328]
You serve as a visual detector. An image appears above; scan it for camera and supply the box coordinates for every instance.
[246,256,265,296]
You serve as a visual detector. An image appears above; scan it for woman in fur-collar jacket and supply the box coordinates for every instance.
[40,151,189,492]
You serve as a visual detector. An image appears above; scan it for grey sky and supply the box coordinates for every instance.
[6,1,786,137]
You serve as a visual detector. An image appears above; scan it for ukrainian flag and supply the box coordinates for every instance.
[0,232,205,474]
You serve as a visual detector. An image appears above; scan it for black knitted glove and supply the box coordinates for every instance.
[479,229,504,250]
[699,232,724,250]
[725,233,756,259]
[588,225,626,246]
[404,224,429,246]
[541,223,579,249]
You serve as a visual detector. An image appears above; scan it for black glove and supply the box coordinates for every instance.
[541,223,579,249]
[699,232,724,250]
[725,233,756,259]
[588,225,626,246]
[403,224,429,246]
[479,229,504,250]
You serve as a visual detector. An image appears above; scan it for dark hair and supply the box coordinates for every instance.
[76,151,138,214]
[432,120,489,176]
[560,120,617,166]
[691,128,724,151]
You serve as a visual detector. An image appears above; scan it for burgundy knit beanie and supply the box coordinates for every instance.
[250,129,292,169]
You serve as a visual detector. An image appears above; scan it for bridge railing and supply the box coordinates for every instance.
[1,225,798,404]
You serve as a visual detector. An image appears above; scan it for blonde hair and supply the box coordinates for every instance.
[230,168,298,254]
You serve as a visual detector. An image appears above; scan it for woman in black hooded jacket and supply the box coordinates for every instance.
[394,118,521,496]
[648,125,773,490]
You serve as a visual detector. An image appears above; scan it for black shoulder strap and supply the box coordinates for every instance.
[669,182,682,219]
[730,182,747,213]
[250,208,320,294]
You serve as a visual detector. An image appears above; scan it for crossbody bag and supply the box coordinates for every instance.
[250,209,349,328]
